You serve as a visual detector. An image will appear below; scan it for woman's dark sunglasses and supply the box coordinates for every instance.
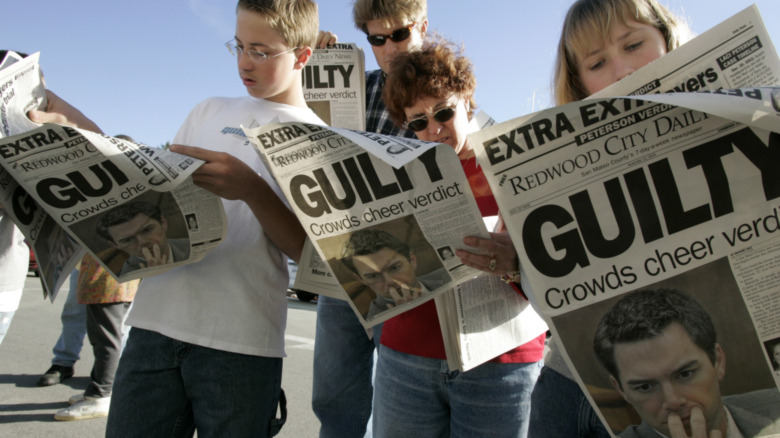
[367,22,416,47]
[404,107,456,132]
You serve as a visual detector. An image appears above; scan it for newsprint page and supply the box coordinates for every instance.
[304,43,365,130]
[243,122,548,371]
[470,5,780,436]
[0,52,227,299]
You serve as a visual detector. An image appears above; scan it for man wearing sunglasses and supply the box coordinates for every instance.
[312,2,428,438]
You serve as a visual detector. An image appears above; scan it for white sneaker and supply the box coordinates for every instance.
[68,393,85,405]
[54,396,110,421]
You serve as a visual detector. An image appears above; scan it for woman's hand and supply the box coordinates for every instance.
[456,232,518,276]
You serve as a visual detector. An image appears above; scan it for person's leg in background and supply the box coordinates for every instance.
[54,301,130,421]
[38,269,87,386]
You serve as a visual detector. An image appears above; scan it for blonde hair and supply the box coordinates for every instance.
[553,0,690,104]
[352,0,427,34]
[237,0,319,48]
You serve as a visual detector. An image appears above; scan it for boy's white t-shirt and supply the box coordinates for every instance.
[125,96,324,358]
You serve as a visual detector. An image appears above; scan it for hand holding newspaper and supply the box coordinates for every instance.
[0,51,227,299]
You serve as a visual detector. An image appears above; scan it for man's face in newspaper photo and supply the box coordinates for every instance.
[107,212,170,262]
[610,322,727,436]
[352,247,420,300]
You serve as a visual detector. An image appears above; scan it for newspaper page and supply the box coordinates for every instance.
[0,165,84,300]
[434,251,548,372]
[0,53,227,286]
[0,127,227,283]
[243,121,492,328]
[471,86,780,435]
[304,43,365,130]
[293,237,349,299]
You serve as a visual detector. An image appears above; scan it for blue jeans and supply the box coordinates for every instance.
[373,346,542,438]
[51,270,87,367]
[528,366,611,438]
[106,328,285,438]
[313,295,381,438]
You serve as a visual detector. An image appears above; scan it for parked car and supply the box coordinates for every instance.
[287,259,318,303]
[26,240,39,276]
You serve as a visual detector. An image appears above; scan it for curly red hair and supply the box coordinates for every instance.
[383,38,477,127]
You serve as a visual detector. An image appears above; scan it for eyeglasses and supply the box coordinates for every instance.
[366,22,417,47]
[404,107,456,132]
[225,40,298,63]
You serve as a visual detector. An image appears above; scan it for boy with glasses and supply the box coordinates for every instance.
[31,0,323,436]
[312,1,427,437]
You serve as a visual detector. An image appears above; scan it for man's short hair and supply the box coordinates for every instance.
[97,201,163,243]
[593,288,718,382]
[237,0,319,48]
[341,229,411,275]
[352,0,427,34]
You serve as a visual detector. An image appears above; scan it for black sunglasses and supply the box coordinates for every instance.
[404,107,456,132]
[367,22,416,46]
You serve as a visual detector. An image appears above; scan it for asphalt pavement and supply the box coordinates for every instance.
[0,273,321,437]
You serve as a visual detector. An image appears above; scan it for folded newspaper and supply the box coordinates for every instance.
[0,52,227,299]
[304,43,366,130]
[243,119,548,370]
[471,5,780,435]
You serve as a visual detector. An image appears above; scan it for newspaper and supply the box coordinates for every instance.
[0,52,227,295]
[434,236,548,371]
[470,75,780,438]
[243,121,495,330]
[470,6,780,433]
[293,237,348,300]
[304,43,365,130]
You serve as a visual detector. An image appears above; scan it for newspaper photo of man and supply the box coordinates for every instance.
[96,200,189,276]
[340,227,449,320]
[593,288,780,438]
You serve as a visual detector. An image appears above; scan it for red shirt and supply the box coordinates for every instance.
[380,156,545,363]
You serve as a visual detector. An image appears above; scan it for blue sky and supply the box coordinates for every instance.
[5,1,779,147]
